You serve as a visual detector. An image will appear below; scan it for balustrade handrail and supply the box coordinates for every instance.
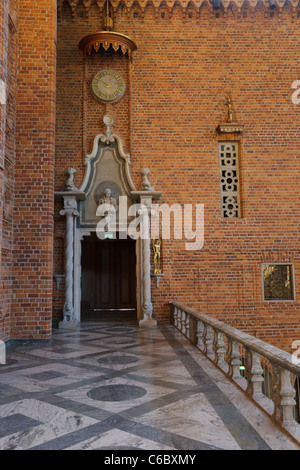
[170,300,300,376]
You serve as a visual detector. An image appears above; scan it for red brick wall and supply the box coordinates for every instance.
[0,0,18,342]
[9,0,56,340]
[54,0,300,352]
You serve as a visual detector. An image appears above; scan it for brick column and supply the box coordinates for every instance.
[0,0,8,335]
[11,0,56,339]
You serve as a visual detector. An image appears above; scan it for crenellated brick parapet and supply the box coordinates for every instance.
[57,0,300,21]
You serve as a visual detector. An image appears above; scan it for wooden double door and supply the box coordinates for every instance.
[81,236,137,317]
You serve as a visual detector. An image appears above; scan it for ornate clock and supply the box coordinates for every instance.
[91,69,125,103]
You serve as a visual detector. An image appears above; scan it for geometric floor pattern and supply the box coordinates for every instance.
[0,318,299,451]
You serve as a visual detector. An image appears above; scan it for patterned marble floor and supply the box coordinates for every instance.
[0,318,299,451]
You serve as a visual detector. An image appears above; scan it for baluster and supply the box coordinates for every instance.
[213,329,226,370]
[272,364,296,431]
[196,319,205,352]
[185,312,190,339]
[173,306,178,328]
[181,310,186,335]
[227,338,242,381]
[204,324,214,359]
[246,349,264,400]
[176,308,181,331]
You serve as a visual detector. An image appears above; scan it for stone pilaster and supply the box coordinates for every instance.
[139,198,155,326]
[131,173,161,328]
[55,189,85,329]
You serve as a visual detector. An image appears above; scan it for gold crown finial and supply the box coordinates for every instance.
[103,0,113,31]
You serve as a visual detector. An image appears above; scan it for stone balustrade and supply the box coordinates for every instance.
[169,300,300,444]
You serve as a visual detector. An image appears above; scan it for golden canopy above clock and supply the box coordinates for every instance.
[78,1,137,57]
[79,1,137,104]
[79,30,137,57]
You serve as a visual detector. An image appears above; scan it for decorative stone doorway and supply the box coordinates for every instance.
[55,115,161,329]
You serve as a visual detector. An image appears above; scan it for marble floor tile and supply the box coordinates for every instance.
[133,392,241,450]
[131,361,198,386]
[23,343,109,360]
[0,362,103,392]
[0,399,99,450]
[54,331,112,342]
[66,428,174,450]
[87,336,140,349]
[75,351,153,371]
[56,375,176,414]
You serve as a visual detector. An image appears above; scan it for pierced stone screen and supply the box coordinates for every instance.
[219,142,240,218]
[262,264,294,301]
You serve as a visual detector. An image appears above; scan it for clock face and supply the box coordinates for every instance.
[91,70,125,103]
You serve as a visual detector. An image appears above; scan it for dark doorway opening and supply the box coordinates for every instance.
[81,233,137,321]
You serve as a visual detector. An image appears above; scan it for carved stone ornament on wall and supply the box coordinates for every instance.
[78,115,137,228]
[64,167,78,191]
[96,187,119,211]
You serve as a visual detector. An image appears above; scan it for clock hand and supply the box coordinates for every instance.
[100,79,111,88]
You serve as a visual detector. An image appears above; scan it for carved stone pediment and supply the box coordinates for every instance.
[78,115,136,228]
